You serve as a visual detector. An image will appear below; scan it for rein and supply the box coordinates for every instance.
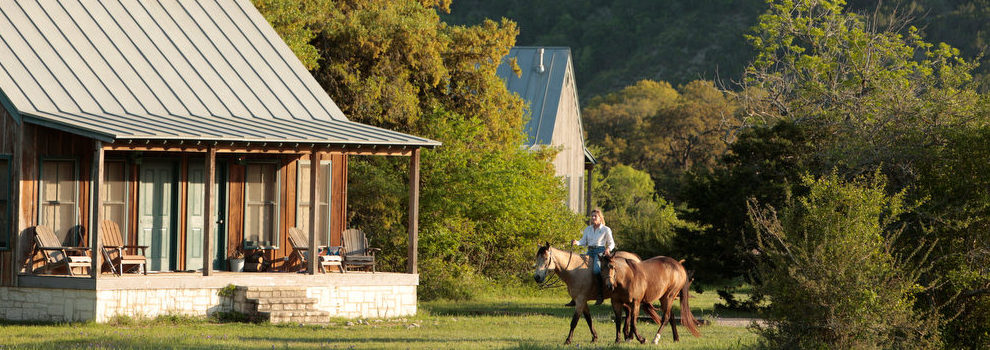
[538,247,576,289]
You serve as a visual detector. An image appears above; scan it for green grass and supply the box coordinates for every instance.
[0,289,759,349]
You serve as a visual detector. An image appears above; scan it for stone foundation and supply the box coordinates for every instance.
[0,272,418,323]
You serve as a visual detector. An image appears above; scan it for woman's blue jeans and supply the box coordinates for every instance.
[586,246,606,276]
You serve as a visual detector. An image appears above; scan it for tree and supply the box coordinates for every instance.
[749,172,940,348]
[253,0,581,299]
[583,80,739,199]
[594,165,700,259]
[741,0,986,185]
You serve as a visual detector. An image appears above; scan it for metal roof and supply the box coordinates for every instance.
[496,46,592,158]
[0,0,439,148]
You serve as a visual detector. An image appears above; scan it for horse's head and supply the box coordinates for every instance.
[533,242,554,283]
[601,252,625,291]
[600,252,615,290]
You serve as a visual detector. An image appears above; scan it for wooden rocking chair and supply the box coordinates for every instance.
[342,228,380,272]
[32,225,91,276]
[288,227,344,273]
[99,220,148,275]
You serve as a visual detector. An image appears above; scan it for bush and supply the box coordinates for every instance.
[748,172,940,349]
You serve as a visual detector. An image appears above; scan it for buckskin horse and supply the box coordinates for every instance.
[532,242,644,344]
[601,253,702,344]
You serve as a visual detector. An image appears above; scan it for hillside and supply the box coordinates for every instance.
[443,0,990,100]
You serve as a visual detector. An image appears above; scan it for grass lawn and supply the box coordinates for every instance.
[0,288,759,349]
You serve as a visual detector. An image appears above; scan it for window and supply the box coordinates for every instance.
[101,160,128,242]
[244,162,279,248]
[296,160,331,247]
[0,156,10,250]
[40,159,78,245]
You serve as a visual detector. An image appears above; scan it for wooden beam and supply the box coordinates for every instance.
[202,147,216,276]
[308,151,320,275]
[407,149,420,274]
[91,141,104,279]
[104,143,416,156]
[11,117,21,286]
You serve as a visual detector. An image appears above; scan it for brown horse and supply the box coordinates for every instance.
[532,242,643,344]
[601,254,701,344]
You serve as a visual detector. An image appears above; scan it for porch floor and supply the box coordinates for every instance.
[17,271,417,290]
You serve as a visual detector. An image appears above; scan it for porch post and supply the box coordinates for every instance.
[308,151,320,274]
[91,141,104,279]
[407,149,420,274]
[11,119,22,286]
[202,146,215,276]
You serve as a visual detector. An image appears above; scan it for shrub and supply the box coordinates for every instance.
[748,172,940,349]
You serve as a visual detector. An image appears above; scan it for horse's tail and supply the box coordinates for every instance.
[680,278,702,337]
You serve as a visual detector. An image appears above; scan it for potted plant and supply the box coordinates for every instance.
[228,249,245,272]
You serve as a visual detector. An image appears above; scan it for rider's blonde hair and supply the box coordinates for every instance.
[590,209,605,226]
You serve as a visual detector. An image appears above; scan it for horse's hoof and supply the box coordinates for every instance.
[564,339,571,345]
[590,336,597,343]
[637,337,646,344]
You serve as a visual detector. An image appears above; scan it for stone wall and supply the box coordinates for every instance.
[0,282,417,322]
[95,288,229,322]
[308,285,417,318]
[0,287,97,322]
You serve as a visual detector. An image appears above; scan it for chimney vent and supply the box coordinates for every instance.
[537,48,546,73]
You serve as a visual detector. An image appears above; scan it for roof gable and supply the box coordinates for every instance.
[0,0,438,147]
[496,47,572,147]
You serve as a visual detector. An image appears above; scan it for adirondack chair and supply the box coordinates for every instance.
[287,227,344,273]
[32,225,91,276]
[99,220,148,275]
[342,228,380,273]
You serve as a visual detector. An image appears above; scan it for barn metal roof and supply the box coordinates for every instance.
[496,46,592,161]
[0,0,439,148]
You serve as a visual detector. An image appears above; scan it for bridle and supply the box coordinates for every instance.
[537,246,575,289]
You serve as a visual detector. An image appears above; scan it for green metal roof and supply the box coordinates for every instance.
[0,0,439,148]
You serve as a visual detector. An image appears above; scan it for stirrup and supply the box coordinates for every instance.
[564,299,576,307]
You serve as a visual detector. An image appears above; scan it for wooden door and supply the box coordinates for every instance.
[186,163,227,271]
[139,161,175,271]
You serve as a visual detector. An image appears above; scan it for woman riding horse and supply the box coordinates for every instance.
[533,242,644,344]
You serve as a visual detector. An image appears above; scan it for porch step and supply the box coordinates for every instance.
[262,311,332,324]
[247,298,318,312]
[233,286,331,324]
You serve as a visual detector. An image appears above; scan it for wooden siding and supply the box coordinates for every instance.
[551,63,588,213]
[15,124,96,275]
[9,131,358,278]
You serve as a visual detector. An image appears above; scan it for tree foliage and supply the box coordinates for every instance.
[593,165,701,259]
[749,172,940,349]
[583,80,739,199]
[254,0,580,299]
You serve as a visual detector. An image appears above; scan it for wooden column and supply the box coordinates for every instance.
[202,147,216,276]
[308,151,320,274]
[585,164,594,216]
[90,141,104,279]
[407,149,420,274]
[11,119,21,286]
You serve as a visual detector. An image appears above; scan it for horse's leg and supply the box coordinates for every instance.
[642,302,664,340]
[670,297,681,342]
[653,296,674,344]
[622,303,633,341]
[565,309,580,345]
[612,302,624,343]
[583,307,598,343]
[630,300,646,344]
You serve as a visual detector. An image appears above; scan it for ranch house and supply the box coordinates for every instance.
[0,0,438,323]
